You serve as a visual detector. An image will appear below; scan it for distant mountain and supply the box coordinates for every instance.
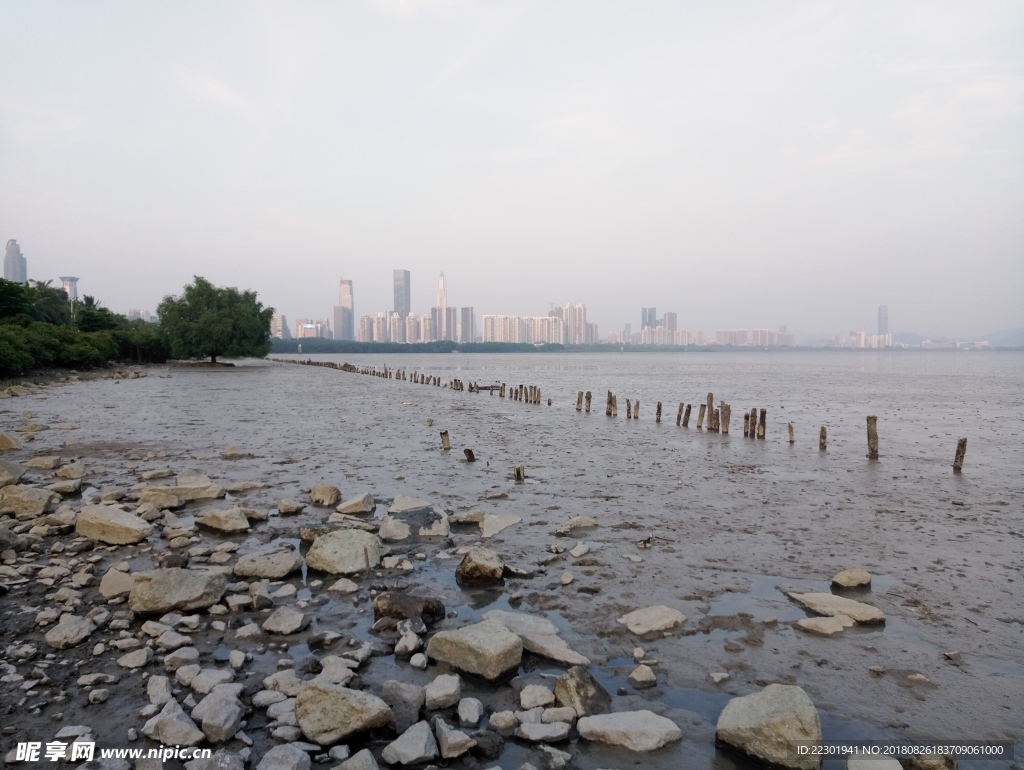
[986,328,1024,348]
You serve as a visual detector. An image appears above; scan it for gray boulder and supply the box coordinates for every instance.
[381,721,438,766]
[142,699,205,746]
[425,620,522,681]
[305,529,381,575]
[454,548,504,585]
[553,666,611,716]
[715,684,822,770]
[129,569,228,613]
[234,546,302,579]
[577,710,682,751]
[294,680,393,744]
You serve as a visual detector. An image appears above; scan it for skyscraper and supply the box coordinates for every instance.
[460,307,475,343]
[393,270,411,317]
[564,303,587,344]
[333,279,355,341]
[60,277,79,302]
[878,305,889,336]
[435,273,448,340]
[271,314,290,339]
[4,240,27,284]
[641,307,657,329]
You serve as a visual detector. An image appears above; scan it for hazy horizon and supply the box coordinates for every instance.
[2,2,1021,340]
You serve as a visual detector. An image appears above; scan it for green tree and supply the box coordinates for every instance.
[28,280,72,325]
[0,278,33,320]
[157,276,273,363]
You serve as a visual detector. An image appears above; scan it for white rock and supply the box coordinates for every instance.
[832,569,872,588]
[234,547,302,579]
[577,710,682,751]
[520,684,555,709]
[44,614,95,650]
[617,605,686,635]
[715,684,822,770]
[294,680,393,744]
[482,610,590,666]
[457,697,484,727]
[142,699,205,746]
[424,674,461,710]
[788,592,885,624]
[515,722,571,743]
[76,506,154,544]
[434,718,476,759]
[255,744,310,770]
[628,664,657,688]
[336,749,378,770]
[305,530,381,575]
[381,721,438,766]
[796,615,855,635]
[336,492,375,515]
[262,606,309,635]
[425,621,522,681]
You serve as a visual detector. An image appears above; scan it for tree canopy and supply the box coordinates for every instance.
[157,276,273,363]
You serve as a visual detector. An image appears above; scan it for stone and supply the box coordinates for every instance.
[796,615,854,635]
[47,478,82,494]
[577,710,682,752]
[480,514,521,539]
[310,485,342,506]
[118,648,153,669]
[148,676,173,705]
[56,460,87,479]
[424,674,461,710]
[388,496,431,514]
[261,606,308,635]
[542,707,576,724]
[628,664,657,688]
[129,569,228,613]
[520,684,555,709]
[295,680,393,744]
[832,569,872,589]
[435,718,476,759]
[458,697,484,727]
[197,508,251,534]
[0,432,22,450]
[617,605,686,635]
[142,699,205,746]
[45,614,95,649]
[409,653,427,670]
[305,529,381,575]
[381,680,425,733]
[381,721,438,766]
[481,610,589,663]
[336,492,375,514]
[426,620,523,681]
[278,500,306,515]
[378,516,411,541]
[137,489,184,509]
[555,516,598,534]
[394,631,421,658]
[27,455,60,469]
[99,569,135,599]
[788,592,885,624]
[715,684,822,770]
[177,470,213,486]
[0,460,25,487]
[234,546,302,579]
[193,692,244,743]
[149,484,225,501]
[255,744,310,770]
[156,630,193,651]
[0,485,59,518]
[515,722,571,743]
[165,647,200,671]
[328,578,359,594]
[336,749,379,770]
[455,548,505,585]
[264,670,306,697]
[488,710,517,732]
[553,666,612,716]
[75,505,153,544]
[372,592,445,624]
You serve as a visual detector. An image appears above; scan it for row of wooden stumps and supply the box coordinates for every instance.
[575,391,593,412]
[439,431,476,462]
[497,383,544,404]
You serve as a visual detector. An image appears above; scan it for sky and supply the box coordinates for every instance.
[1,0,1022,340]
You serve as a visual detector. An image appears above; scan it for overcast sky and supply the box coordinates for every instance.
[2,1,1021,339]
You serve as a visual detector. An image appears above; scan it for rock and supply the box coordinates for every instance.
[263,606,309,635]
[378,516,411,541]
[796,615,854,635]
[715,684,822,770]
[628,664,657,688]
[561,571,574,585]
[832,569,872,589]
[197,508,251,534]
[0,460,25,486]
[542,707,576,724]
[305,529,381,575]
[336,749,379,770]
[0,485,59,518]
[515,722,571,743]
[455,548,505,585]
[310,485,342,507]
[0,432,22,450]
[424,674,461,710]
[193,692,244,743]
[75,505,154,544]
[434,718,476,759]
[177,470,213,486]
[388,496,431,514]
[278,500,306,515]
[142,699,205,746]
[56,460,87,479]
[234,546,302,579]
[381,721,438,766]
[787,592,885,624]
[190,668,234,693]
[129,569,229,613]
[44,614,95,649]
[520,685,555,709]
[577,710,682,751]
[165,647,200,671]
[617,605,686,635]
[295,680,393,744]
[372,592,445,624]
[381,681,425,733]
[255,744,311,770]
[488,710,517,733]
[480,514,521,538]
[328,578,359,594]
[553,666,611,716]
[570,542,589,558]
[458,698,484,727]
[47,478,82,494]
[138,489,184,509]
[149,484,225,502]
[148,676,173,705]
[394,631,421,658]
[118,648,153,669]
[426,620,523,681]
[555,516,598,534]
[336,492,375,514]
[409,653,427,670]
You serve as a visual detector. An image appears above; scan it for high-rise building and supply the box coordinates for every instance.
[641,307,657,329]
[563,303,587,344]
[878,305,889,336]
[4,240,27,284]
[436,273,448,339]
[389,312,405,344]
[460,307,475,343]
[270,314,290,339]
[444,307,457,342]
[357,315,374,342]
[662,312,677,332]
[59,277,80,302]
[405,313,420,344]
[393,270,410,318]
[295,318,331,338]
[333,279,355,341]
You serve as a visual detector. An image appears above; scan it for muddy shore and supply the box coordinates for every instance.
[0,355,1021,770]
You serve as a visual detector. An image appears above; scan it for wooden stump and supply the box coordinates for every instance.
[656,401,662,423]
[514,466,525,482]
[576,391,584,411]
[626,400,632,419]
[722,404,731,434]
[606,391,613,417]
[585,391,592,413]
[744,413,750,437]
[697,403,706,429]
[866,415,879,459]
[676,403,684,426]
[788,423,795,444]
[634,400,639,419]
[953,437,967,472]
[757,409,766,440]
[440,431,451,451]
[682,404,691,427]
[819,426,827,452]
[464,448,476,462]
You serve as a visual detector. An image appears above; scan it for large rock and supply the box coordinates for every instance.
[455,548,504,585]
[99,569,135,599]
[514,722,571,743]
[44,614,95,649]
[424,674,461,710]
[142,699,205,746]
[796,615,854,635]
[263,606,309,635]
[435,718,476,759]
[310,485,342,507]
[381,721,438,766]
[577,710,682,751]
[234,547,302,579]
[0,460,25,487]
[617,605,686,635]
[147,484,225,501]
[196,507,251,534]
[294,680,393,744]
[0,432,22,450]
[55,460,86,479]
[425,621,523,682]
[381,680,425,733]
[379,511,449,542]
[480,514,521,539]
[715,684,822,770]
[192,691,245,743]
[305,529,381,575]
[372,592,445,624]
[256,745,310,770]
[337,750,379,770]
[76,506,154,544]
[0,485,59,518]
[129,569,228,613]
[483,610,590,666]
[788,592,885,624]
[553,666,611,716]
[832,569,872,589]
[336,492,375,514]
[388,496,431,514]
[138,489,184,509]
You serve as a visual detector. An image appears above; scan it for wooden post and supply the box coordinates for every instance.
[953,438,967,472]
[576,391,584,411]
[697,403,706,429]
[464,448,476,462]
[585,391,592,412]
[676,403,684,426]
[633,400,639,419]
[788,423,795,444]
[757,409,766,439]
[743,413,750,437]
[612,395,618,417]
[514,466,525,482]
[722,404,730,434]
[866,415,879,459]
[682,404,691,427]
[712,408,720,432]
[656,402,662,423]
[500,383,505,398]
[440,431,451,451]
[819,426,827,452]
[606,391,613,416]
[547,398,552,406]
[706,393,714,430]
[626,400,632,419]
[749,409,757,438]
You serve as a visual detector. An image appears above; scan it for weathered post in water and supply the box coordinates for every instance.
[606,391,614,417]
[788,423,795,444]
[625,400,632,419]
[712,408,720,432]
[464,449,476,462]
[953,438,967,472]
[576,391,584,411]
[633,400,639,419]
[697,403,707,429]
[440,431,451,451]
[722,404,731,434]
[819,426,827,451]
[585,391,592,412]
[757,409,766,439]
[500,383,506,398]
[656,401,662,423]
[514,466,525,482]
[743,413,750,437]
[706,393,714,429]
[612,395,618,417]
[676,403,684,426]
[683,404,691,427]
[866,415,879,459]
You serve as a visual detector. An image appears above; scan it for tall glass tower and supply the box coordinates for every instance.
[393,270,411,317]
[334,278,355,340]
[435,272,448,340]
[4,240,27,284]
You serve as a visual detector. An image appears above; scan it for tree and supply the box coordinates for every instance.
[0,278,33,320]
[28,280,72,325]
[157,276,273,363]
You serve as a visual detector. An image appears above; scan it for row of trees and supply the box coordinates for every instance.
[0,276,273,377]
